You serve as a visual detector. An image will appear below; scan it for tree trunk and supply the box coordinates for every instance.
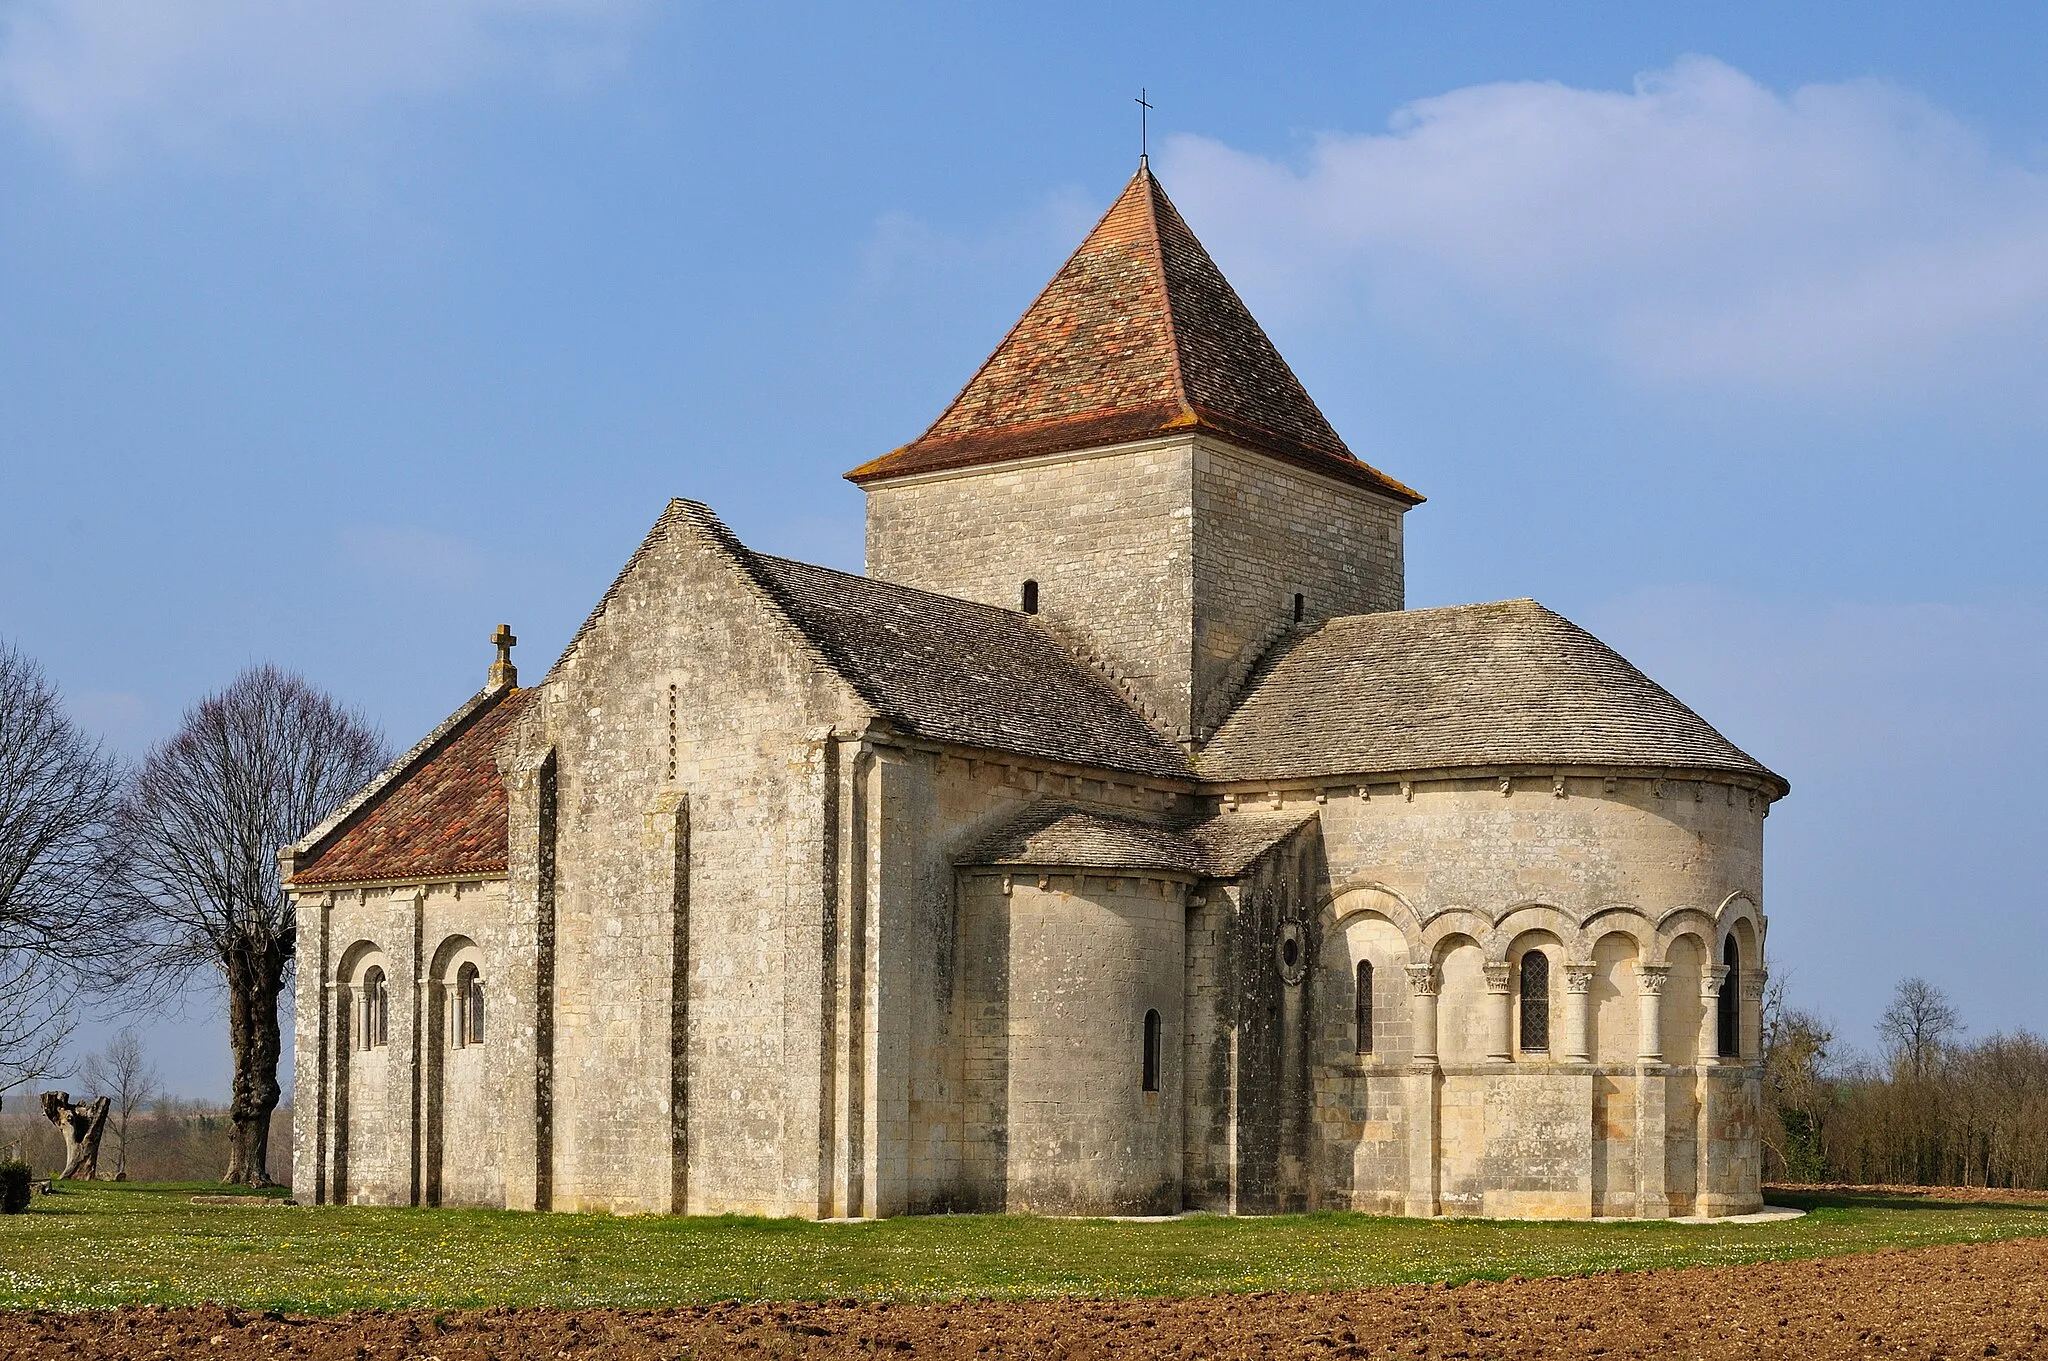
[40,1093,110,1179]
[222,935,289,1187]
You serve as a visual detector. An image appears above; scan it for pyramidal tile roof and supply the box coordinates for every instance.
[846,167,1422,504]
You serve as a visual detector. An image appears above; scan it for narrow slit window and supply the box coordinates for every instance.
[1355,959,1374,1054]
[1293,592,1305,623]
[1021,580,1039,614]
[1142,1009,1161,1092]
[1718,937,1741,1058]
[361,967,389,1050]
[455,962,485,1047]
[1519,951,1550,1053]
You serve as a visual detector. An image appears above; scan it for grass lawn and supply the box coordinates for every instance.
[3,1182,2047,1315]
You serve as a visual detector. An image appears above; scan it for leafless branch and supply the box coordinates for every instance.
[109,663,386,1183]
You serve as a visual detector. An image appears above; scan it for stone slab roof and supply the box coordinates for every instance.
[751,554,1193,781]
[845,168,1421,506]
[959,801,1316,878]
[1199,600,1787,792]
[289,687,531,888]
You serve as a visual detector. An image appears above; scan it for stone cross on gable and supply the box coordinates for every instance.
[488,624,517,689]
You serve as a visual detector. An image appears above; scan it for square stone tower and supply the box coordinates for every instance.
[848,167,1423,742]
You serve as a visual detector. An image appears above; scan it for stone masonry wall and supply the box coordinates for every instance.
[518,512,869,1216]
[292,879,511,1208]
[957,870,1189,1215]
[1190,441,1407,735]
[1276,771,1770,1219]
[862,441,1197,735]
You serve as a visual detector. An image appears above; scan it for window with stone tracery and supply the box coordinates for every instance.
[1519,951,1550,1053]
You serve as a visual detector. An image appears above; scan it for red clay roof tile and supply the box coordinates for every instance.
[290,687,530,888]
[846,167,1421,504]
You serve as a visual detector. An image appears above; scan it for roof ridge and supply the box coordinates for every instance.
[284,682,517,880]
[892,173,1153,456]
[542,500,694,686]
[1136,168,1198,427]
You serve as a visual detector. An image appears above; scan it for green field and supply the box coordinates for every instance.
[3,1182,2046,1315]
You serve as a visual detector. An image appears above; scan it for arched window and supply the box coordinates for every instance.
[454,962,485,1047]
[1519,951,1550,1053]
[1718,937,1741,1058]
[361,967,389,1050]
[1021,580,1039,614]
[1355,959,1374,1054]
[1142,1009,1161,1092]
[1292,592,1305,623]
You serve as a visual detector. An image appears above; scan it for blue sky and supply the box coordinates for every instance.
[3,2,2044,1097]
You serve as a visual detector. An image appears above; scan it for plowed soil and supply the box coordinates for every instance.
[8,1235,2048,1360]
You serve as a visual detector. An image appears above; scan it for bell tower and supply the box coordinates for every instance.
[848,167,1422,742]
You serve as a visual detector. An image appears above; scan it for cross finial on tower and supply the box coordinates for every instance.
[488,623,517,689]
[1136,88,1152,168]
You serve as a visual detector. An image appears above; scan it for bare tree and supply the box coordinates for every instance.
[80,1026,157,1179]
[112,665,386,1186]
[1879,976,1964,1080]
[1761,977,1837,1182]
[0,640,123,1101]
[40,1091,109,1179]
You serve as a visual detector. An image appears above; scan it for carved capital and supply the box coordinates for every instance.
[1741,965,1769,1001]
[1483,961,1514,994]
[1636,964,1671,997]
[1564,962,1596,995]
[1702,964,1731,998]
[1405,963,1440,997]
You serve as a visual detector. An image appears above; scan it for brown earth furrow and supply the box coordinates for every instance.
[6,1235,2048,1359]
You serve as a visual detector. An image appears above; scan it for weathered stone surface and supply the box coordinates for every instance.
[283,168,1780,1224]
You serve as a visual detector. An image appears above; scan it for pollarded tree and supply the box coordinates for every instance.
[0,640,124,1100]
[113,665,386,1186]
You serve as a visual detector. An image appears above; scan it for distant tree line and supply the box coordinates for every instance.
[1764,976,2048,1189]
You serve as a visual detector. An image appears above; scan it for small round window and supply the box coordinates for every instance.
[1275,922,1306,985]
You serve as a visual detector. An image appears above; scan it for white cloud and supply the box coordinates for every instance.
[0,0,643,166]
[1159,57,2048,401]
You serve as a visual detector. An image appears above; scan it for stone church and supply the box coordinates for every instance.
[284,166,1786,1221]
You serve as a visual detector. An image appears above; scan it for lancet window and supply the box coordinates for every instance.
[1355,959,1374,1054]
[1142,1009,1161,1092]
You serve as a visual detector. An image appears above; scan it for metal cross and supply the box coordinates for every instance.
[1136,88,1153,166]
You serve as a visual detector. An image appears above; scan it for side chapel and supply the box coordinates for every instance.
[284,166,1786,1220]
